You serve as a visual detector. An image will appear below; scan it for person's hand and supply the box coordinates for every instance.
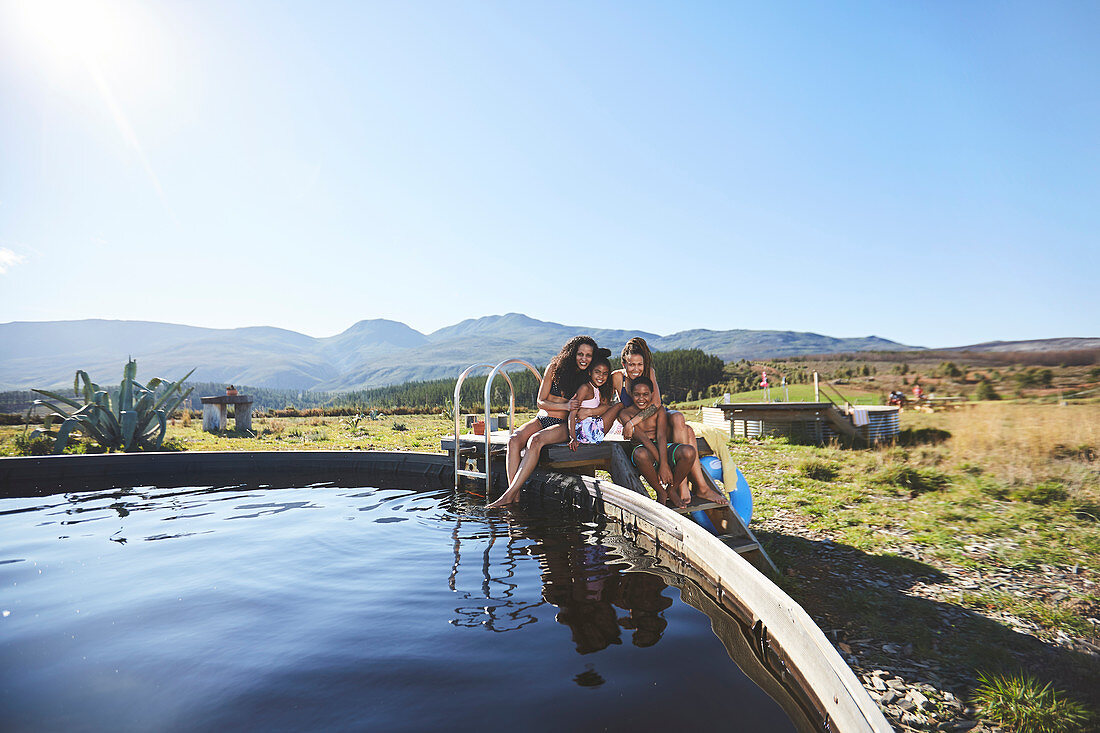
[569,438,579,452]
[658,463,673,487]
[568,397,581,410]
[622,421,634,439]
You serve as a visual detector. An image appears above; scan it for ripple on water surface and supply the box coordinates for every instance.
[0,484,798,732]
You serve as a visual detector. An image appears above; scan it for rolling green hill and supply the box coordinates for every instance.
[2,313,923,392]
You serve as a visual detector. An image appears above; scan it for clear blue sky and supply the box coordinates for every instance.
[1,1,1097,348]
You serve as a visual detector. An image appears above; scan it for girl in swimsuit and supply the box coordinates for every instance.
[488,335,596,508]
[567,351,623,450]
[611,337,726,507]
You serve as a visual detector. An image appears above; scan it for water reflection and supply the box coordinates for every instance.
[446,497,672,654]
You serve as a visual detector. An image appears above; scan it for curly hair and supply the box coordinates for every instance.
[589,354,616,404]
[620,337,653,380]
[548,335,598,399]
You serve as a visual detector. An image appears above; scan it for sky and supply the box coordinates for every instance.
[1,1,1097,349]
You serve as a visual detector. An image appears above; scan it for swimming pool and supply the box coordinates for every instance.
[0,474,805,731]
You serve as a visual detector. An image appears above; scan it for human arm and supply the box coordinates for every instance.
[535,364,579,413]
[577,402,611,419]
[621,405,657,440]
[568,384,592,451]
[649,368,664,409]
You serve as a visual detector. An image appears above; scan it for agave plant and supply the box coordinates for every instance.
[31,359,195,453]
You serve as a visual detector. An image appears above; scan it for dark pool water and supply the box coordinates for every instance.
[0,484,798,732]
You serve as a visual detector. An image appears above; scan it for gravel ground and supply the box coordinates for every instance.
[756,508,1100,732]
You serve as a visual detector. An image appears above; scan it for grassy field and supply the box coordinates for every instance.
[672,381,883,409]
[3,402,1098,725]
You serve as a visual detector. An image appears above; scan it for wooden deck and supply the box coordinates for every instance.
[703,402,901,444]
[441,431,776,574]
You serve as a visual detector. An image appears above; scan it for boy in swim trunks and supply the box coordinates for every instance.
[618,376,698,509]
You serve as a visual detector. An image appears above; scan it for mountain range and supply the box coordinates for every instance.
[1,313,1073,392]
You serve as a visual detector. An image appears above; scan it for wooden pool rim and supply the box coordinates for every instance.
[0,450,891,732]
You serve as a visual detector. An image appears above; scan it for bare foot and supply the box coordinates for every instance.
[486,492,519,509]
[694,482,729,506]
[676,481,692,508]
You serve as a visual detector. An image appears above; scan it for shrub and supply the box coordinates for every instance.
[392,421,408,432]
[798,458,838,481]
[974,379,1001,401]
[896,427,952,446]
[874,465,949,496]
[1051,443,1097,462]
[973,672,1090,733]
[1010,481,1068,505]
[13,433,53,456]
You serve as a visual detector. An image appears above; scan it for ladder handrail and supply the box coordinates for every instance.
[817,382,850,412]
[452,359,543,496]
[483,359,543,496]
[452,363,512,488]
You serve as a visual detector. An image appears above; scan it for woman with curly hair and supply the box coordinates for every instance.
[611,337,726,507]
[488,335,597,508]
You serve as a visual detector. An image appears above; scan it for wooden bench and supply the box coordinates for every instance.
[200,395,254,432]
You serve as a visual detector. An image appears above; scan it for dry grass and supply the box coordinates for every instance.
[905,404,1100,498]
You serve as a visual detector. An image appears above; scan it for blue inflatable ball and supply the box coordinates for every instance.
[700,455,723,483]
[732,468,754,525]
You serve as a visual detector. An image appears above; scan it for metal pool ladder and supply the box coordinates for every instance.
[452,358,543,496]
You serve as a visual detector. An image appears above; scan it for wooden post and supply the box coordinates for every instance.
[202,403,227,431]
[236,402,253,432]
[814,371,820,402]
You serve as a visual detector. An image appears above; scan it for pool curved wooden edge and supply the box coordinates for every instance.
[0,450,891,732]
[522,468,893,733]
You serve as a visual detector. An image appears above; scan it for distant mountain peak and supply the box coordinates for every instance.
[341,318,425,335]
[0,313,937,392]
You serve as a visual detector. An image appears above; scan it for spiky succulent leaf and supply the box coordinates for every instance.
[160,385,194,419]
[150,369,196,414]
[76,371,99,404]
[119,410,139,452]
[119,360,137,413]
[32,389,83,411]
[52,417,81,454]
[33,399,74,420]
[148,410,168,449]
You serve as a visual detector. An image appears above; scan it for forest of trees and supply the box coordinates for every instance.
[1,348,728,416]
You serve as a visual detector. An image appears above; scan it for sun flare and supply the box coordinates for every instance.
[11,0,130,70]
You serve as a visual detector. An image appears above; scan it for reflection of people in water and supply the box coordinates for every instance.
[447,499,672,653]
[532,527,672,654]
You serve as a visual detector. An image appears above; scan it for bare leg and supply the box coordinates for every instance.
[667,411,712,499]
[599,404,623,434]
[488,424,568,508]
[671,445,696,507]
[507,418,544,483]
[676,441,727,505]
[632,446,671,506]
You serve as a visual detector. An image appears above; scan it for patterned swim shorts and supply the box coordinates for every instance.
[575,417,605,444]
